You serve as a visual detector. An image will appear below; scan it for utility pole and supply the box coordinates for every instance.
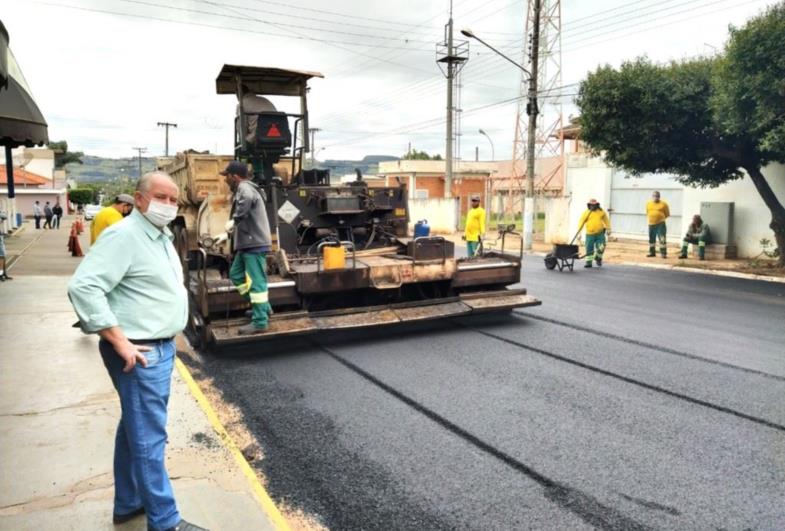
[524,0,542,250]
[157,122,177,156]
[437,0,468,201]
[446,8,454,198]
[308,127,321,168]
[132,147,147,179]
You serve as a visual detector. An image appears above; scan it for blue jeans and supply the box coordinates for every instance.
[99,339,181,531]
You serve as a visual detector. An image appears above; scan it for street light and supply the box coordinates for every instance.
[478,129,495,161]
[462,26,539,251]
[461,29,530,78]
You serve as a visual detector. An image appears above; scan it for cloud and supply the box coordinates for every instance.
[3,0,776,161]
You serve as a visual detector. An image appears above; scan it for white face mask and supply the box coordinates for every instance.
[143,200,178,228]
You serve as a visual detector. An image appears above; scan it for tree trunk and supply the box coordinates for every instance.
[745,165,785,267]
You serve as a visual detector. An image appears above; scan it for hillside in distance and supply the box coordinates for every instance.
[67,155,157,183]
[68,154,399,183]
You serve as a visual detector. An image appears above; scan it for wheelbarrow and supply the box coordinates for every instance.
[544,224,585,272]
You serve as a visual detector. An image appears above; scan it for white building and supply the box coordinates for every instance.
[559,152,785,258]
[0,147,68,229]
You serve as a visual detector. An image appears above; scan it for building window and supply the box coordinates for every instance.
[414,189,429,199]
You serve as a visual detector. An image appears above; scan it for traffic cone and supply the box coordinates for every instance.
[68,223,83,257]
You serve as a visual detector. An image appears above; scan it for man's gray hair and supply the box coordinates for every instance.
[136,171,175,193]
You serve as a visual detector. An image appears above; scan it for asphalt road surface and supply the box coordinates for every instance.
[186,258,785,530]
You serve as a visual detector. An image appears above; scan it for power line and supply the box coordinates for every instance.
[562,0,769,51]
[157,121,177,157]
[31,1,435,52]
[242,0,449,31]
[131,146,147,178]
[562,0,748,44]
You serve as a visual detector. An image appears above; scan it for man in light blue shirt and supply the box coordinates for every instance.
[68,171,206,531]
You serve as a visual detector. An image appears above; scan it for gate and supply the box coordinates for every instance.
[609,170,683,239]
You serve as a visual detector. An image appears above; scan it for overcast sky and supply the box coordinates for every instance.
[2,0,776,162]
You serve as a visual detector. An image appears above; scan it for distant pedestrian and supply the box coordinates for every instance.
[464,195,486,257]
[223,161,273,335]
[43,201,54,229]
[90,194,134,244]
[679,215,711,260]
[0,208,11,281]
[577,199,611,268]
[68,171,207,531]
[33,201,42,229]
[52,202,63,229]
[646,191,670,258]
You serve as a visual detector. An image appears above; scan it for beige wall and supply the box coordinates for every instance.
[681,163,785,258]
[12,147,55,181]
[563,153,785,257]
[408,198,459,234]
[3,191,68,219]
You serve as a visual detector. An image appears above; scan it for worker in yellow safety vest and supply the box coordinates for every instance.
[646,191,670,258]
[464,195,486,257]
[577,198,611,268]
[90,194,134,244]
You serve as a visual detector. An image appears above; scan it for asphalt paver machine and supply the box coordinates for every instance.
[175,64,540,348]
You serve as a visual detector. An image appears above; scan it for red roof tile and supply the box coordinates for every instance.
[0,165,50,185]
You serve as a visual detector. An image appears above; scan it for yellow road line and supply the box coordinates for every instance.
[175,357,291,531]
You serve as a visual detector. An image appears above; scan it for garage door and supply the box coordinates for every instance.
[609,170,683,239]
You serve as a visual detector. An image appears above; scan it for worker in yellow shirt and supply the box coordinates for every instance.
[645,191,670,258]
[464,195,486,257]
[90,194,134,244]
[577,198,611,268]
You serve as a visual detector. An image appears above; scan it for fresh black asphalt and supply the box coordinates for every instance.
[185,258,785,530]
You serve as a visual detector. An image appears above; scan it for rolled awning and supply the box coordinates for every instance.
[0,75,48,148]
[0,19,49,201]
[0,25,48,148]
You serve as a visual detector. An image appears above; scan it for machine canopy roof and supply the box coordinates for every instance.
[216,64,324,97]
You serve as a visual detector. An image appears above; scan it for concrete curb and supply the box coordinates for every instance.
[175,358,291,531]
[9,223,27,237]
[619,261,785,283]
[6,229,45,271]
[522,248,784,283]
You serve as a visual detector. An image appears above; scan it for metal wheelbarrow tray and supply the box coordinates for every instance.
[544,243,581,272]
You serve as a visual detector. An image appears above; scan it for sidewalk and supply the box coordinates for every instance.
[0,218,281,530]
[443,231,784,281]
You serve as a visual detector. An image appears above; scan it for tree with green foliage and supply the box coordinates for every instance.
[47,140,84,169]
[402,149,443,161]
[577,3,785,265]
[68,187,99,206]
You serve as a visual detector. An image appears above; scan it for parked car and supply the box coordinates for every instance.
[83,204,102,220]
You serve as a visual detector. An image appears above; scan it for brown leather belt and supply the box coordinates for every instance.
[128,337,174,345]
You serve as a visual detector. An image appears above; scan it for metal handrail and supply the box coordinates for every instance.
[198,247,209,317]
[316,240,357,273]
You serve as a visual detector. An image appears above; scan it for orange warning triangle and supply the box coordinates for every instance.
[266,123,282,137]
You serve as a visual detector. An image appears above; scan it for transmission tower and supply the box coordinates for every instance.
[510,0,563,215]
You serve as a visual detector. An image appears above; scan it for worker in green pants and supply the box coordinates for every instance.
[577,199,611,268]
[646,191,670,258]
[679,214,711,260]
[222,161,273,334]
